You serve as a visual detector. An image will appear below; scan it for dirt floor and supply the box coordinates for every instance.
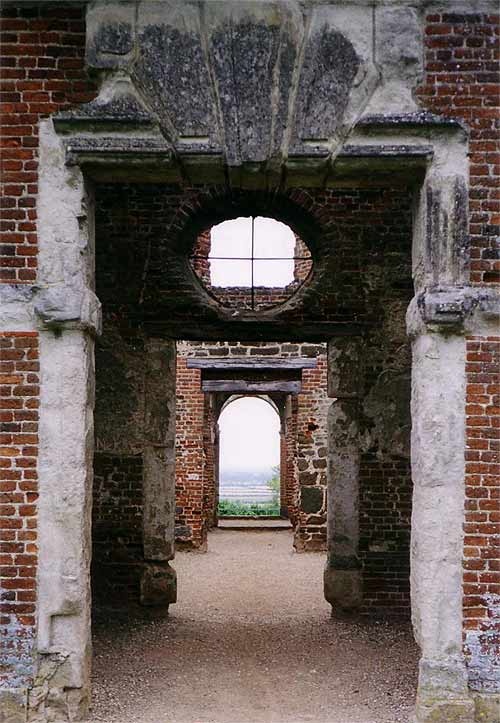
[91,529,418,723]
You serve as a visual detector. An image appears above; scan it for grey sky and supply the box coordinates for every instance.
[218,396,281,473]
[209,216,295,287]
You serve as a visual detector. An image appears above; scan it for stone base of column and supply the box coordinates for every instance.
[323,558,362,612]
[0,689,26,723]
[414,659,475,723]
[140,562,177,608]
[414,698,476,723]
[472,693,500,722]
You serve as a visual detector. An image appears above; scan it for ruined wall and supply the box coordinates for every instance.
[463,337,500,693]
[0,2,96,694]
[416,9,500,694]
[202,395,218,529]
[92,326,147,604]
[0,3,96,285]
[94,183,415,605]
[416,11,499,287]
[0,333,39,689]
[294,356,330,552]
[1,3,499,716]
[174,358,205,550]
[284,394,299,525]
[174,340,328,551]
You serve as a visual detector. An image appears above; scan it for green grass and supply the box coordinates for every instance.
[218,500,280,517]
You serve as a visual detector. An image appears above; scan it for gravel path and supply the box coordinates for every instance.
[91,529,418,723]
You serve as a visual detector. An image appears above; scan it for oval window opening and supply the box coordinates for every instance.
[190,216,313,311]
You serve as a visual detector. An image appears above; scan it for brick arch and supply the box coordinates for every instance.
[168,188,326,318]
[172,188,323,261]
[218,393,283,421]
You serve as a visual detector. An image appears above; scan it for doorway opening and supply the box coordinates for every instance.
[217,396,281,518]
[88,180,417,723]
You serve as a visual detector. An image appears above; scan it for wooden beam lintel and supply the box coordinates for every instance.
[188,357,317,370]
[201,380,302,394]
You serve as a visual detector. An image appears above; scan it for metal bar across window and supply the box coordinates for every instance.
[190,256,312,261]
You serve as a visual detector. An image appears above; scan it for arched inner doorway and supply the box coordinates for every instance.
[217,396,281,517]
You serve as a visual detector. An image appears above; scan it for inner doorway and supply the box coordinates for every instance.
[217,396,282,518]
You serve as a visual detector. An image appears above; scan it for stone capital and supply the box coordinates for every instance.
[407,287,500,338]
[34,284,102,336]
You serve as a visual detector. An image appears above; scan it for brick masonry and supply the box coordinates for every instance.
[0,7,95,683]
[0,3,498,705]
[463,337,500,690]
[0,332,39,687]
[0,3,96,284]
[174,341,329,554]
[416,12,500,286]
[416,10,500,689]
[174,358,206,550]
[92,453,144,604]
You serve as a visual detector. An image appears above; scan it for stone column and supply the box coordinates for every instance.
[409,322,475,722]
[33,119,101,720]
[35,330,95,720]
[141,338,177,608]
[324,337,363,612]
[408,125,475,720]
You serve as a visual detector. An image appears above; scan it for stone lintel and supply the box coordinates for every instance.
[357,111,468,135]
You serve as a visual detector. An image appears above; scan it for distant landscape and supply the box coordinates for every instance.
[219,466,279,513]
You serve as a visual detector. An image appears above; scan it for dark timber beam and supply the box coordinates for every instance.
[201,379,302,393]
[187,357,317,370]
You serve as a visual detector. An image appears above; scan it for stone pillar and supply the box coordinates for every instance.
[35,330,95,720]
[141,338,177,608]
[409,326,475,722]
[407,125,475,720]
[324,337,363,612]
[32,118,101,720]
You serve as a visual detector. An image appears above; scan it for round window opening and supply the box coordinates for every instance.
[189,216,313,311]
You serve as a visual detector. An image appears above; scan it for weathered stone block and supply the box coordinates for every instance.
[300,486,323,514]
[140,562,177,608]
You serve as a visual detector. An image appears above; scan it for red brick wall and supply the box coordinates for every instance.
[417,10,500,686]
[0,4,95,688]
[463,337,500,689]
[92,453,143,604]
[360,455,412,616]
[294,356,329,552]
[174,358,206,550]
[0,332,39,687]
[0,3,96,283]
[417,11,500,286]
